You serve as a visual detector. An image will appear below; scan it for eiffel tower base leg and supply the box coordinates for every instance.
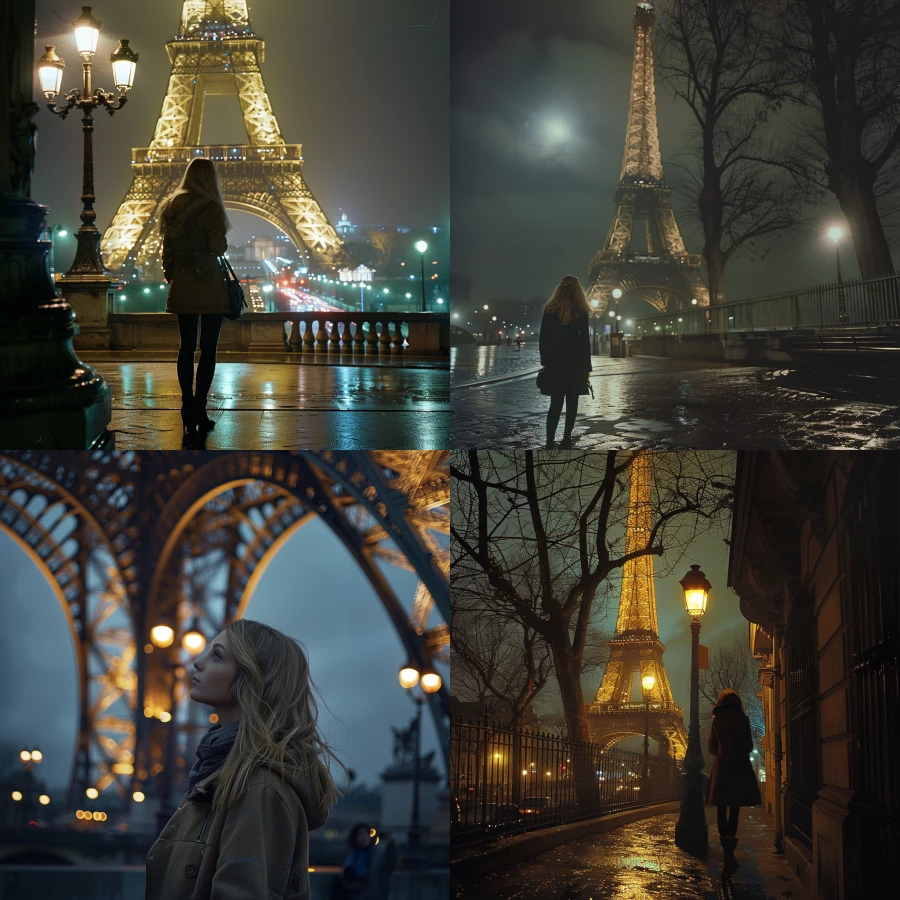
[0,198,115,449]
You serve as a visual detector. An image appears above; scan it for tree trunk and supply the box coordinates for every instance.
[549,628,597,808]
[703,245,727,306]
[836,164,896,279]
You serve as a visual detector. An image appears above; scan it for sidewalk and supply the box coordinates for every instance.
[453,806,810,900]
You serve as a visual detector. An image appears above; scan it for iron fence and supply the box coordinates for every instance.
[450,716,682,848]
[635,273,900,335]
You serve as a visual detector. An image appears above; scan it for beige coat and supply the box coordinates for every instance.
[162,193,230,315]
[145,762,331,900]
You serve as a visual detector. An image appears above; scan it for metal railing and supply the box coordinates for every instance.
[133,144,304,164]
[450,716,682,848]
[635,273,900,336]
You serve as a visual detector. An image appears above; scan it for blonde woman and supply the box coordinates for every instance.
[160,157,231,441]
[538,275,592,448]
[145,619,348,900]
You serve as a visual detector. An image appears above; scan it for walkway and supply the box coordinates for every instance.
[454,806,809,900]
[80,352,448,449]
[451,345,900,448]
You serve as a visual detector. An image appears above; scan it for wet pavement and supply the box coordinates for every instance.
[454,806,809,900]
[80,353,448,449]
[451,345,900,448]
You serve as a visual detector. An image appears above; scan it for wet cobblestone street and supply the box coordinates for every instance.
[451,345,900,448]
[454,807,808,900]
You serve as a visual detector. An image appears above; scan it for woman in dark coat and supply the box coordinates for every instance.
[160,157,231,442]
[706,688,762,873]
[538,275,592,448]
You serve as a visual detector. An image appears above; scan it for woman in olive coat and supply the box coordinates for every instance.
[160,157,231,441]
[706,688,762,873]
[145,619,347,900]
[538,275,592,448]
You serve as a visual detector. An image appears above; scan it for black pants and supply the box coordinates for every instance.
[717,804,740,838]
[547,387,580,442]
[176,314,223,405]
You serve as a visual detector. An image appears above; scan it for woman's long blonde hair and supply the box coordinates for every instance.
[196,619,348,817]
[544,275,592,325]
[161,157,232,235]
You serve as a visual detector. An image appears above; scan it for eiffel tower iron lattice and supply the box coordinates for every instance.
[0,451,448,815]
[101,1,343,282]
[587,452,688,760]
[587,2,709,315]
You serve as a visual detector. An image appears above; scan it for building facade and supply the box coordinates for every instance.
[729,451,899,900]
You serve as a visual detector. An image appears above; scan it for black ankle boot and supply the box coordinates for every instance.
[194,396,215,433]
[180,400,197,438]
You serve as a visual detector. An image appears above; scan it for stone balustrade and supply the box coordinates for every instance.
[107,312,449,355]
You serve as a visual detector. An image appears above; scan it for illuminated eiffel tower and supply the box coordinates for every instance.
[587,452,688,759]
[101,1,342,281]
[587,2,708,314]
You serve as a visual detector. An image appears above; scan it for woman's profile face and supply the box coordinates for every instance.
[354,827,371,848]
[190,631,238,711]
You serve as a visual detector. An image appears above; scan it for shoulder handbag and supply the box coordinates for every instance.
[219,255,248,321]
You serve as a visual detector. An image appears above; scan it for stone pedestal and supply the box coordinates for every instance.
[58,274,119,350]
[379,758,442,845]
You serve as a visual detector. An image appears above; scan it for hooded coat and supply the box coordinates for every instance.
[145,760,330,900]
[161,192,230,316]
[705,702,762,808]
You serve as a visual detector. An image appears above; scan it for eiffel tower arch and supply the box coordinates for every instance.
[101,1,344,282]
[0,451,449,815]
[588,2,708,315]
[587,452,688,760]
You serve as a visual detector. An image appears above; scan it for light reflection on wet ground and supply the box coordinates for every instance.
[451,345,900,448]
[453,807,805,900]
[82,358,448,449]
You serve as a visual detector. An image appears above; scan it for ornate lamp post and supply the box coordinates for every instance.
[398,661,443,871]
[611,288,622,336]
[674,564,711,855]
[828,226,848,323]
[641,673,655,791]
[36,7,138,349]
[37,10,138,276]
[416,241,428,312]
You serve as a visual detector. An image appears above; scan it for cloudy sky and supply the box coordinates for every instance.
[451,0,881,320]
[0,512,443,796]
[32,0,449,261]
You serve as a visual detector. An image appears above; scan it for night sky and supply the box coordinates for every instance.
[451,0,875,321]
[0,517,443,796]
[32,0,449,266]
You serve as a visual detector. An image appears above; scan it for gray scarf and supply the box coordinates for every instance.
[184,720,239,800]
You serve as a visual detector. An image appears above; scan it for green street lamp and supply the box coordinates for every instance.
[415,240,428,312]
[674,564,711,856]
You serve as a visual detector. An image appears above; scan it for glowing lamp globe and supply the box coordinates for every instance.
[680,564,711,618]
[181,618,206,653]
[39,795,50,805]
[420,670,442,693]
[828,226,843,243]
[133,791,145,803]
[73,6,101,57]
[110,39,139,92]
[31,750,43,762]
[86,787,99,799]
[641,674,656,693]
[415,241,428,253]
[19,751,31,762]
[37,45,65,99]
[399,665,419,689]
[612,288,623,299]
[150,623,174,648]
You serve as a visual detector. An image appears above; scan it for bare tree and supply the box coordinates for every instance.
[772,0,900,278]
[368,229,401,266]
[657,0,815,305]
[451,450,734,803]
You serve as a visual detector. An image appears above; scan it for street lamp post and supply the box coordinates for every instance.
[482,304,489,344]
[416,241,428,312]
[828,226,847,323]
[37,9,138,277]
[590,298,600,354]
[612,288,622,335]
[47,224,68,276]
[641,674,655,793]
[398,661,443,871]
[674,564,711,856]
